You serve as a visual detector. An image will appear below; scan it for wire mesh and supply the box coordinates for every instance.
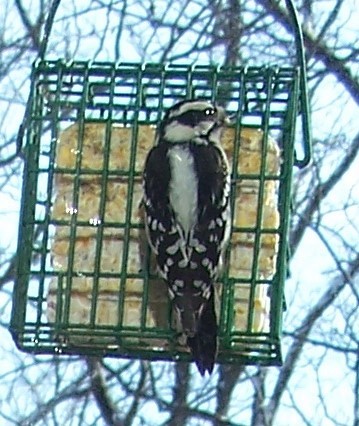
[10,60,302,366]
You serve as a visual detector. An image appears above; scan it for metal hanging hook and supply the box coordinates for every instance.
[285,0,312,168]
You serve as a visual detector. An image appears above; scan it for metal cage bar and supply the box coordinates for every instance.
[10,61,305,366]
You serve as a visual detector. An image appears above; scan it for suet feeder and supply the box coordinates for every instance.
[10,3,311,367]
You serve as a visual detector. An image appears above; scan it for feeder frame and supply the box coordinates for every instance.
[10,1,311,367]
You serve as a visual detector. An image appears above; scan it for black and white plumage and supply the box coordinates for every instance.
[142,100,231,375]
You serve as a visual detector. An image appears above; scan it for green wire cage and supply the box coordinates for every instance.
[10,6,311,368]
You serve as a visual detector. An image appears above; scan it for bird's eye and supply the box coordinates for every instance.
[204,108,216,116]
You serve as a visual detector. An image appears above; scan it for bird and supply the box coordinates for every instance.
[142,99,231,375]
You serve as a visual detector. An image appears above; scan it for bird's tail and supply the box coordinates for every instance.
[186,292,218,376]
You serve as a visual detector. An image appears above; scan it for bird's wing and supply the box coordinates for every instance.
[143,144,187,279]
[189,143,231,279]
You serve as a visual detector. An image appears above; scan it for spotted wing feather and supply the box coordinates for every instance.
[143,144,184,280]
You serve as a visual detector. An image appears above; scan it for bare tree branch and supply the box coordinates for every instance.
[257,0,359,105]
[14,0,42,49]
[123,362,148,426]
[250,368,269,426]
[86,358,123,426]
[290,132,359,254]
[266,253,359,422]
[20,363,90,425]
[215,365,245,423]
[168,362,191,426]
[354,348,359,426]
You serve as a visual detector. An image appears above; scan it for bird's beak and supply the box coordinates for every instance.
[217,107,232,126]
[225,113,236,125]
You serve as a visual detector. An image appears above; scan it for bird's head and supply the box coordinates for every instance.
[157,100,230,145]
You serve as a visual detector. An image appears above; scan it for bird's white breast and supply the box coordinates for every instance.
[168,146,198,236]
